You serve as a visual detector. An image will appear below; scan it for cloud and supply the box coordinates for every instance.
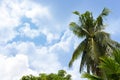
[0,0,87,80]
[0,41,84,80]
[0,41,62,79]
[49,30,73,53]
[0,0,52,43]
[41,29,60,44]
[0,0,66,45]
[0,28,83,80]
[0,54,37,80]
[18,23,40,39]
[0,41,62,72]
[25,2,52,25]
[0,28,18,43]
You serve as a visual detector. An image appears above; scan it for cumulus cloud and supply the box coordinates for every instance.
[0,0,52,43]
[0,28,83,80]
[25,2,52,24]
[0,41,84,80]
[0,0,65,44]
[0,0,86,80]
[18,23,40,39]
[0,41,62,72]
[0,28,18,43]
[0,54,37,80]
[41,29,60,44]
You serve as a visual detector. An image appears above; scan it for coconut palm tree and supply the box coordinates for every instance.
[69,8,120,76]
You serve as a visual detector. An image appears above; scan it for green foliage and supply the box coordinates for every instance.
[99,49,120,80]
[82,72,102,80]
[100,8,110,17]
[69,8,120,76]
[82,49,120,80]
[73,11,80,16]
[69,40,86,67]
[20,70,72,80]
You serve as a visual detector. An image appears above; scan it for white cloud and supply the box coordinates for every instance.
[0,54,37,80]
[41,29,60,44]
[0,0,88,80]
[0,28,18,43]
[0,28,85,80]
[50,30,76,53]
[0,41,62,72]
[0,0,66,45]
[0,1,20,29]
[0,41,85,80]
[0,0,52,43]
[25,2,52,24]
[31,46,62,73]
[19,23,40,38]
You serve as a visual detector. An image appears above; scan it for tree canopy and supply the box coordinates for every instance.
[20,70,72,80]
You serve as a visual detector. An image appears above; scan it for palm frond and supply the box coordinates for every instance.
[108,40,120,49]
[79,11,95,31]
[98,49,120,79]
[69,40,86,67]
[95,31,110,46]
[73,11,80,16]
[79,50,97,73]
[94,8,110,31]
[95,17,104,31]
[81,72,102,80]
[100,8,110,17]
[99,57,120,75]
[69,22,86,37]
[79,51,87,72]
[112,49,120,65]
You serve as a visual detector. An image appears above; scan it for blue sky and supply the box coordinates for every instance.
[0,0,120,80]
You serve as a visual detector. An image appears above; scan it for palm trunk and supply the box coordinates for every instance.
[96,67,102,76]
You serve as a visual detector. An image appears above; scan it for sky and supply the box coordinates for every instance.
[0,0,120,80]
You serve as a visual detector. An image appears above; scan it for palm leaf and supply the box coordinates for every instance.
[81,72,102,80]
[100,8,110,17]
[95,31,110,46]
[99,57,120,75]
[95,8,110,32]
[73,11,80,16]
[69,39,86,67]
[79,51,87,72]
[108,40,120,49]
[112,49,120,65]
[69,22,86,37]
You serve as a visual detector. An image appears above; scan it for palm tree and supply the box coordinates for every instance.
[69,8,120,76]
